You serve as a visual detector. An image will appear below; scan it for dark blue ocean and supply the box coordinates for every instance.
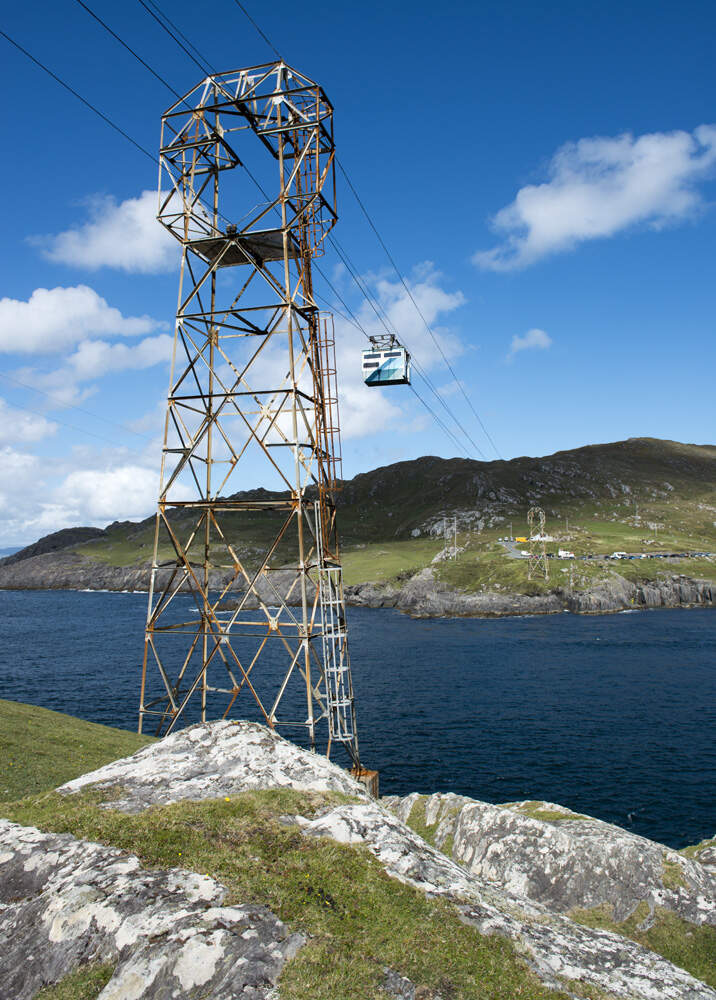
[1,589,714,849]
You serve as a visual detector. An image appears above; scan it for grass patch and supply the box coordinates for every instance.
[571,901,716,989]
[35,963,115,1000]
[1,787,578,1000]
[681,836,716,863]
[0,699,153,802]
[504,801,589,822]
[662,855,689,891]
[341,539,442,586]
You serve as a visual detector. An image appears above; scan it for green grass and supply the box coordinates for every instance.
[501,801,589,822]
[1,786,580,1000]
[662,855,689,891]
[341,538,442,586]
[35,964,115,1000]
[571,902,716,989]
[681,836,716,863]
[0,699,154,802]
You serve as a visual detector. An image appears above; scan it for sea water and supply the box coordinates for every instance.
[0,589,713,849]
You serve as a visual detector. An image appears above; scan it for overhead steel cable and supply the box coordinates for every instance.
[225,0,504,461]
[0,29,156,165]
[231,0,282,59]
[408,385,469,457]
[75,0,184,100]
[335,160,503,460]
[143,0,216,71]
[0,372,153,440]
[135,0,212,76]
[2,397,148,452]
[1,24,474,459]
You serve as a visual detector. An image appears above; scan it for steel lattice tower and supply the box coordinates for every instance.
[138,62,361,771]
[527,506,549,581]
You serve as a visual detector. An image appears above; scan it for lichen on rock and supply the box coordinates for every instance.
[0,819,303,1000]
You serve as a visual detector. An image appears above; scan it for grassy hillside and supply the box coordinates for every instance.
[0,699,153,801]
[6,437,716,595]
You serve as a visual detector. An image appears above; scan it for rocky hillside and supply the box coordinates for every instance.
[0,437,714,616]
[1,702,714,999]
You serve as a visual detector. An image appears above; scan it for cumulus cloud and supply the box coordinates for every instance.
[335,266,465,439]
[507,328,552,360]
[65,334,174,380]
[36,190,178,273]
[0,399,58,444]
[0,285,162,354]
[474,125,716,270]
[52,464,160,520]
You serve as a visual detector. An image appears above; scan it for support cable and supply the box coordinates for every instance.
[335,161,503,460]
[0,372,152,440]
[230,0,282,59]
[143,0,216,71]
[75,0,184,100]
[135,0,211,75]
[0,28,156,165]
[226,0,504,461]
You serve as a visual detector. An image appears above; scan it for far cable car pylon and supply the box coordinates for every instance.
[138,61,376,795]
[362,334,411,386]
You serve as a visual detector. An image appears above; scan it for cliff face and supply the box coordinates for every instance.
[346,567,714,617]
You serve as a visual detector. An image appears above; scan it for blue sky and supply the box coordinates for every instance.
[0,0,714,544]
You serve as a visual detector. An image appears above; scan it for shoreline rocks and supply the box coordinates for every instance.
[0,550,712,619]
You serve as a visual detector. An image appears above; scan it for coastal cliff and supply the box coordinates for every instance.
[1,710,714,999]
[346,566,714,616]
[0,547,711,617]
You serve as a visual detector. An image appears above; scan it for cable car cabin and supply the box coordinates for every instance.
[362,338,411,386]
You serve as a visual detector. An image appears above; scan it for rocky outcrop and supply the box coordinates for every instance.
[383,793,716,927]
[3,720,707,999]
[0,819,303,1000]
[298,799,713,999]
[348,567,714,617]
[0,547,712,619]
[566,574,713,614]
[59,719,367,812]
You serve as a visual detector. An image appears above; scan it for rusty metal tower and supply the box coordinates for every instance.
[527,506,549,581]
[138,62,363,773]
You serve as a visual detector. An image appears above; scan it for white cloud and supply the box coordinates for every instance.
[507,328,552,360]
[474,125,716,270]
[0,399,58,444]
[65,334,174,380]
[0,285,161,354]
[36,190,178,274]
[53,465,159,520]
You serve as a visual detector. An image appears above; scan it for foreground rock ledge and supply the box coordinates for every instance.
[0,820,303,1000]
[5,720,715,999]
[384,792,716,928]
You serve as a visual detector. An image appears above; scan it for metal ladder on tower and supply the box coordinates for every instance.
[313,500,356,745]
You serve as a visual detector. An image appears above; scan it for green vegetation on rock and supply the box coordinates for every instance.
[2,786,576,1000]
[571,902,716,989]
[504,801,589,822]
[0,699,154,802]
[35,964,115,1000]
[662,855,689,891]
